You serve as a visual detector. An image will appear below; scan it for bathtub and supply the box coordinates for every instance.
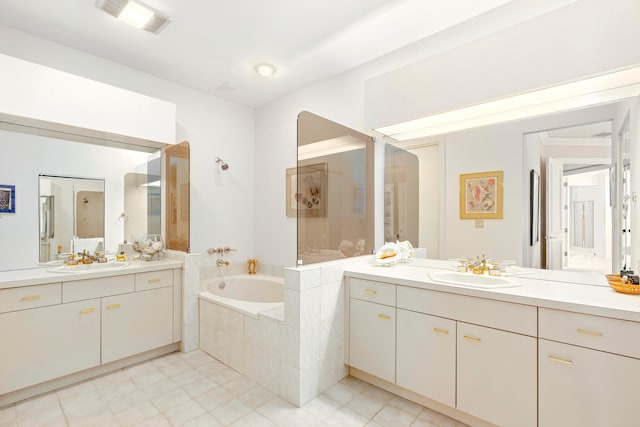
[199,274,284,318]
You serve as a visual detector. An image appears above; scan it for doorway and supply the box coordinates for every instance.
[533,121,613,273]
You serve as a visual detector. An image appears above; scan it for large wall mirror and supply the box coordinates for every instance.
[383,95,639,275]
[0,126,163,270]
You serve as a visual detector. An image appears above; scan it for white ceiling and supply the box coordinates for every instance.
[0,0,573,107]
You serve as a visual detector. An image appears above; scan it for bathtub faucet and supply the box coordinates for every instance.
[216,258,229,267]
[207,247,237,255]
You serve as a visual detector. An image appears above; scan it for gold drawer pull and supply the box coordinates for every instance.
[463,335,481,343]
[148,278,162,283]
[364,289,377,295]
[548,355,573,365]
[79,308,95,314]
[577,329,603,337]
[433,328,449,335]
[21,295,41,301]
[106,303,122,310]
[377,314,391,320]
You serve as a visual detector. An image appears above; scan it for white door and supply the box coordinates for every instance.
[546,157,565,269]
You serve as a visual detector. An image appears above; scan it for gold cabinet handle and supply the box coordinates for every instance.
[433,328,449,335]
[463,335,481,343]
[148,278,162,283]
[364,289,377,295]
[577,329,603,337]
[548,355,573,365]
[21,295,41,301]
[106,303,122,310]
[79,308,96,314]
[377,314,391,320]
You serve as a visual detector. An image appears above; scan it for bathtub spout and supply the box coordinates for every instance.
[216,259,229,267]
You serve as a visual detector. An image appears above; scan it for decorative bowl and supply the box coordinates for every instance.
[131,234,165,260]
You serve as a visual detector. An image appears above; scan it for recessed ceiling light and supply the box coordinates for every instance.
[255,63,277,78]
[95,0,171,34]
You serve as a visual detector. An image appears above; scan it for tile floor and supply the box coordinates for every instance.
[0,350,467,427]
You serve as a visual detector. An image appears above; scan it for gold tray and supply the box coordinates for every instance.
[606,275,640,295]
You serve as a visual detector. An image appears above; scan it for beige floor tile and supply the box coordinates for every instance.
[107,389,149,414]
[345,393,386,419]
[301,395,341,421]
[171,368,205,387]
[222,376,258,396]
[182,377,218,398]
[182,412,224,427]
[132,367,168,389]
[142,377,179,400]
[0,405,16,427]
[159,359,192,377]
[411,418,438,427]
[124,361,156,378]
[196,359,227,376]
[276,408,323,427]
[229,410,274,427]
[255,397,298,424]
[210,398,252,425]
[97,379,138,402]
[322,382,358,405]
[194,387,234,411]
[237,385,277,409]
[324,407,370,427]
[210,366,242,386]
[388,395,424,416]
[152,388,192,413]
[372,405,416,427]
[162,399,206,426]
[135,413,172,427]
[115,400,159,427]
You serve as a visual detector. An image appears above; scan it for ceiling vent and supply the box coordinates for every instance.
[95,0,171,34]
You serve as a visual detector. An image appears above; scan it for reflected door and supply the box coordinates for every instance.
[545,157,565,270]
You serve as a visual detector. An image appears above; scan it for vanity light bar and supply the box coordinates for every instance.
[375,65,640,141]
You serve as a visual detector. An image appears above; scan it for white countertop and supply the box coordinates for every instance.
[0,258,183,290]
[344,258,640,323]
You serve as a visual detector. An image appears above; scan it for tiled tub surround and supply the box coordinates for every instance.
[199,257,363,407]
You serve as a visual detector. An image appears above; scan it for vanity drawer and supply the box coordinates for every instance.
[539,308,640,359]
[135,269,173,291]
[63,275,135,302]
[397,286,536,336]
[0,283,62,313]
[349,278,396,306]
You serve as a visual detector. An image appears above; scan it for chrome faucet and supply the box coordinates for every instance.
[216,258,229,267]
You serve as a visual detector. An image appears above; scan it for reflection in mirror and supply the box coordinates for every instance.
[384,144,419,246]
[386,96,639,274]
[166,141,190,252]
[38,175,105,262]
[122,152,162,243]
[296,112,374,264]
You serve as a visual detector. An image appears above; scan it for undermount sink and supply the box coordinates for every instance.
[47,261,130,274]
[427,271,522,289]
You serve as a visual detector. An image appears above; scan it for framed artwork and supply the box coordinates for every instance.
[459,171,503,219]
[0,184,15,214]
[286,163,327,217]
[530,169,540,245]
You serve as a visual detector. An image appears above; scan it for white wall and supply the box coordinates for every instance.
[365,0,640,128]
[0,25,256,269]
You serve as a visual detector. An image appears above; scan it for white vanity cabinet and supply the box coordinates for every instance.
[348,278,396,383]
[396,309,456,407]
[102,287,173,363]
[0,298,100,395]
[0,266,181,403]
[347,276,537,426]
[538,308,640,427]
[457,322,536,427]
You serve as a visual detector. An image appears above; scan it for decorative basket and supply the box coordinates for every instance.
[606,275,640,295]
